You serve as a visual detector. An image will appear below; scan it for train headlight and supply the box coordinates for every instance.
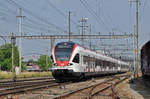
[68,63,73,66]
[53,63,57,66]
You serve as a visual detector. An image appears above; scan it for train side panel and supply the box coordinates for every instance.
[141,41,150,77]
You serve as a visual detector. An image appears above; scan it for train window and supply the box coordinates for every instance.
[90,57,93,68]
[95,59,99,67]
[83,56,88,65]
[107,61,109,66]
[55,45,73,61]
[112,63,114,68]
[100,60,102,66]
[73,54,79,63]
[103,61,105,66]
[50,55,54,62]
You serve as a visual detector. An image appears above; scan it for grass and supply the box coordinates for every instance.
[0,72,14,79]
[0,71,52,80]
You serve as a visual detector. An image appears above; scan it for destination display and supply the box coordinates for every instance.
[56,42,74,49]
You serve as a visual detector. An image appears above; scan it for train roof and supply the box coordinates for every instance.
[55,41,129,65]
[76,44,129,65]
[141,40,150,50]
[56,41,75,46]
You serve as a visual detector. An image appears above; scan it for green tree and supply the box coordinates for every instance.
[28,59,37,64]
[0,44,19,71]
[37,55,52,70]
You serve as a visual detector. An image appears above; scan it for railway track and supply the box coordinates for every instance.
[55,74,130,99]
[0,77,53,83]
[0,73,131,98]
[0,77,63,96]
[0,77,53,88]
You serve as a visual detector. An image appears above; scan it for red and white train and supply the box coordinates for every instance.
[51,42,129,82]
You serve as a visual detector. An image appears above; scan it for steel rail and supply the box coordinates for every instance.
[0,79,55,88]
[0,81,57,96]
[56,74,130,99]
[0,76,71,96]
[88,76,129,99]
[0,80,70,96]
[0,77,53,84]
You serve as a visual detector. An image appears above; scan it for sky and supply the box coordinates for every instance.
[0,0,149,61]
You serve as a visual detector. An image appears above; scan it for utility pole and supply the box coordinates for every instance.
[68,11,71,41]
[135,0,139,78]
[46,48,49,69]
[17,8,25,73]
[51,38,55,54]
[130,0,139,78]
[133,25,136,74]
[89,24,92,50]
[81,17,84,46]
[11,33,15,73]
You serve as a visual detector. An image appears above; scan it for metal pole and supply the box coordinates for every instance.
[81,17,84,46]
[69,11,71,41]
[133,25,136,73]
[83,19,86,42]
[19,8,22,73]
[46,48,48,69]
[17,8,25,73]
[80,17,88,46]
[11,33,15,72]
[51,38,55,54]
[135,0,139,78]
[89,24,92,49]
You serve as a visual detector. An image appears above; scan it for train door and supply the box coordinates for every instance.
[100,60,102,71]
[79,54,82,66]
[90,57,94,72]
[88,55,90,72]
[93,57,95,72]
[90,57,93,72]
[104,61,106,71]
[147,46,150,75]
[101,61,104,71]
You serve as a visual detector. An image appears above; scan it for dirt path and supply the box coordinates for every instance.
[115,77,150,99]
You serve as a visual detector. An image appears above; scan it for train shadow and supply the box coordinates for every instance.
[129,76,150,99]
[56,73,120,83]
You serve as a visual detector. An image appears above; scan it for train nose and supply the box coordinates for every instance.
[68,63,73,66]
[56,61,69,66]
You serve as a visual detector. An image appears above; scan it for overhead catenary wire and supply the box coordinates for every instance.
[95,0,114,32]
[24,17,52,30]
[0,4,17,22]
[25,17,52,28]
[0,0,62,34]
[0,1,17,15]
[6,0,68,34]
[22,24,62,34]
[80,0,111,32]
[24,17,64,34]
[47,0,78,26]
[24,17,62,33]
[95,0,125,34]
[139,0,148,22]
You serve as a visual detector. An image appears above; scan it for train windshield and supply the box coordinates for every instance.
[55,42,74,61]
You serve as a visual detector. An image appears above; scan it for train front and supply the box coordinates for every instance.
[51,42,80,82]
